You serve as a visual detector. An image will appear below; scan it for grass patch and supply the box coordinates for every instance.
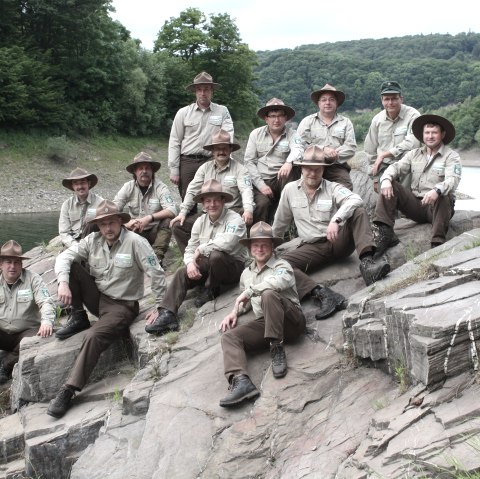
[394,360,409,394]
[372,397,389,411]
[463,239,480,251]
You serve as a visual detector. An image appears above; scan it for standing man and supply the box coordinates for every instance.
[244,98,303,223]
[364,81,421,189]
[218,222,306,407]
[168,72,234,201]
[59,168,104,247]
[272,145,390,288]
[297,84,356,190]
[170,129,254,254]
[145,180,248,335]
[48,200,166,418]
[0,240,54,384]
[374,114,461,254]
[114,152,177,265]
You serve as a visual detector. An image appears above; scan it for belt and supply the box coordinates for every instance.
[181,154,210,161]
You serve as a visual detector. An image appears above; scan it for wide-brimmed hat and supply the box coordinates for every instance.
[294,145,336,167]
[186,71,221,91]
[126,152,161,174]
[239,221,283,247]
[88,200,130,224]
[192,179,234,203]
[257,98,295,121]
[412,114,456,145]
[62,168,98,191]
[203,129,240,152]
[380,81,402,95]
[310,84,345,107]
[0,240,30,260]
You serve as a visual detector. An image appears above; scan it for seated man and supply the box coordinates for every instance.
[272,145,390,287]
[59,168,104,247]
[171,129,254,254]
[218,222,306,407]
[244,98,303,223]
[114,152,177,264]
[145,179,248,335]
[48,200,166,418]
[0,241,54,384]
[374,114,461,255]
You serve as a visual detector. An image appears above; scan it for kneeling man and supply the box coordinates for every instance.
[0,241,54,384]
[218,222,306,407]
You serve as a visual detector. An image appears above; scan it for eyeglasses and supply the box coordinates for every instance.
[266,114,286,119]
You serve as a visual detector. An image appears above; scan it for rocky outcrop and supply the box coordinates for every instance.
[2,210,480,478]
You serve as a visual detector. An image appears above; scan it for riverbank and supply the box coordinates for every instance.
[0,132,478,214]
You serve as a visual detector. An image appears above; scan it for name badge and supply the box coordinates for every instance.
[316,199,332,212]
[114,254,133,268]
[148,198,161,211]
[17,288,33,302]
[209,115,223,126]
[223,175,237,186]
[276,140,290,152]
[86,208,97,221]
[394,126,408,136]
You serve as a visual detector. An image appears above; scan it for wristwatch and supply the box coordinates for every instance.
[334,217,342,224]
[434,187,442,196]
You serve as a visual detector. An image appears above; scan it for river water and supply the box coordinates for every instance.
[0,167,479,253]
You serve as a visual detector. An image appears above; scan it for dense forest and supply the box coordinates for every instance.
[1,0,480,148]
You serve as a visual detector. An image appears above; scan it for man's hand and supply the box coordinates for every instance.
[37,323,53,338]
[135,216,152,233]
[380,179,394,199]
[170,213,186,228]
[145,308,159,325]
[326,221,340,243]
[125,219,142,232]
[323,146,338,160]
[186,261,202,280]
[372,151,392,176]
[170,175,180,185]
[242,211,253,225]
[421,189,439,206]
[260,185,274,198]
[219,311,238,332]
[57,281,72,306]
[277,162,292,179]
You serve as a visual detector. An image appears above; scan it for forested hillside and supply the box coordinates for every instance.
[256,33,480,147]
[1,1,480,149]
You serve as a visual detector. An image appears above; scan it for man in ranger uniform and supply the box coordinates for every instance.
[114,152,177,264]
[48,200,166,417]
[0,240,55,384]
[170,129,254,254]
[244,98,303,223]
[297,84,356,190]
[168,72,234,201]
[59,168,104,247]
[373,114,462,255]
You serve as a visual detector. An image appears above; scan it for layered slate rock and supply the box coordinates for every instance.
[347,228,480,387]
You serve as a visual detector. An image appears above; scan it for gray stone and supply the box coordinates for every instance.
[0,413,23,464]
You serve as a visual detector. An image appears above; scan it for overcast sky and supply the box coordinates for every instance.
[110,0,479,52]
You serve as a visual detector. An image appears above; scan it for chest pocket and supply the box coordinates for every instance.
[69,211,81,222]
[90,255,108,276]
[0,292,5,304]
[332,127,345,140]
[114,254,133,269]
[223,176,237,187]
[148,198,161,212]
[291,198,309,220]
[17,288,33,303]
[208,115,223,126]
[315,199,333,222]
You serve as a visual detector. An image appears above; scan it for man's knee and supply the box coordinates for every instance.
[260,289,280,305]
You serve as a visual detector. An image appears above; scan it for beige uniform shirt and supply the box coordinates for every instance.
[244,126,304,190]
[380,144,462,197]
[364,104,421,167]
[241,255,300,319]
[180,159,254,215]
[272,179,363,242]
[59,191,104,247]
[297,113,357,163]
[114,179,178,230]
[168,102,234,177]
[0,269,56,333]
[184,208,248,265]
[56,228,166,307]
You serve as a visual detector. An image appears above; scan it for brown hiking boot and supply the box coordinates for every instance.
[374,223,399,259]
[219,374,260,407]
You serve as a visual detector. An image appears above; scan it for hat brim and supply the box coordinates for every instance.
[257,105,295,121]
[126,161,161,174]
[412,114,456,145]
[0,254,30,260]
[381,89,402,95]
[310,90,345,107]
[89,212,131,224]
[239,236,283,247]
[62,174,98,191]
[203,142,241,152]
[186,82,221,91]
[192,191,234,203]
[293,158,336,167]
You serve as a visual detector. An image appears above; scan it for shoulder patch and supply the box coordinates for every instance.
[147,255,157,267]
[274,268,288,276]
[40,288,51,298]
[225,224,238,234]
[338,187,351,196]
[454,164,462,175]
